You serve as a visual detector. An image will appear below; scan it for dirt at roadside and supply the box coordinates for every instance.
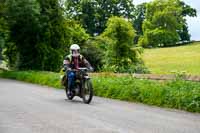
[133,74,200,82]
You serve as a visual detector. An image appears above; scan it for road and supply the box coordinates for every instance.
[0,78,200,133]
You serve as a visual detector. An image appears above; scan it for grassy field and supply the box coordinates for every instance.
[143,42,200,75]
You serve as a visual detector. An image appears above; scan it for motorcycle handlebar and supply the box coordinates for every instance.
[67,67,93,72]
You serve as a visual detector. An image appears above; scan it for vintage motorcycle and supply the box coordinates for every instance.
[61,68,93,104]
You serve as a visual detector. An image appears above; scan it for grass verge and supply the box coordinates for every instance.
[0,70,62,89]
[0,70,199,113]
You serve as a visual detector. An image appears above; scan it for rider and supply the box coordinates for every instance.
[63,44,93,95]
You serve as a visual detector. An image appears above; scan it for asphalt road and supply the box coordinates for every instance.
[0,78,200,133]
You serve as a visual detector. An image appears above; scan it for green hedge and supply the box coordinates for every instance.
[93,76,200,112]
[0,70,199,113]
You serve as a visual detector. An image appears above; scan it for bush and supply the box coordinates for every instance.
[81,37,105,71]
[101,16,147,73]
[139,29,179,47]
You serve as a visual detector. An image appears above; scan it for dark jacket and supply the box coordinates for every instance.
[64,54,92,70]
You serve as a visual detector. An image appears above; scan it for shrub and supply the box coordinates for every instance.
[101,16,147,73]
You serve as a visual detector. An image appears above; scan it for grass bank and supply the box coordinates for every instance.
[143,42,200,75]
[0,70,199,113]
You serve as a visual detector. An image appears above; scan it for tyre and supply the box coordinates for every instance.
[65,86,74,100]
[82,79,93,104]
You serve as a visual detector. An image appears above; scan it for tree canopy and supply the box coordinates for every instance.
[101,16,143,72]
[0,0,8,60]
[138,0,197,47]
[4,0,89,71]
[65,0,135,35]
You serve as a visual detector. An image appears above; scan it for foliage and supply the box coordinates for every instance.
[3,42,17,68]
[5,0,42,70]
[138,0,197,47]
[0,70,199,113]
[92,75,200,112]
[101,16,147,73]
[133,3,146,44]
[178,24,190,42]
[139,0,183,47]
[64,19,90,46]
[102,17,136,63]
[81,36,106,71]
[140,28,180,47]
[65,0,98,35]
[178,1,197,41]
[4,0,90,71]
[64,0,196,45]
[0,0,8,60]
[3,0,90,71]
[65,0,135,35]
[36,0,68,71]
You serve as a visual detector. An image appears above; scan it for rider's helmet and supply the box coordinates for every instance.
[70,44,80,57]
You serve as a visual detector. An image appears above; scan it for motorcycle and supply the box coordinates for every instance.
[61,67,93,104]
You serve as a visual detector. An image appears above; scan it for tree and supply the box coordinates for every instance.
[0,0,8,60]
[95,0,135,34]
[133,3,146,44]
[65,0,98,35]
[78,0,98,35]
[139,0,182,47]
[36,0,70,71]
[81,37,104,71]
[64,19,89,46]
[6,0,41,69]
[4,0,90,71]
[138,0,197,47]
[65,0,135,35]
[178,1,197,41]
[5,0,77,71]
[101,16,144,73]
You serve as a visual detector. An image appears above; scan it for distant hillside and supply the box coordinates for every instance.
[142,42,200,75]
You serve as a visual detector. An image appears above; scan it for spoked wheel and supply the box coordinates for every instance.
[82,79,93,104]
[65,86,74,100]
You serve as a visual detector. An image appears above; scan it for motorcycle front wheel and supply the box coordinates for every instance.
[82,79,93,104]
[65,86,74,100]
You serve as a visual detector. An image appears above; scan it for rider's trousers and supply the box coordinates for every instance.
[67,71,75,91]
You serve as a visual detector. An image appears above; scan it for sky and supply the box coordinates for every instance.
[133,0,200,41]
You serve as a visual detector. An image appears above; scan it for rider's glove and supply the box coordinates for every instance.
[64,64,71,72]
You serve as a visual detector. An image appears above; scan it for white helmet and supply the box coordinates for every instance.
[70,44,80,57]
